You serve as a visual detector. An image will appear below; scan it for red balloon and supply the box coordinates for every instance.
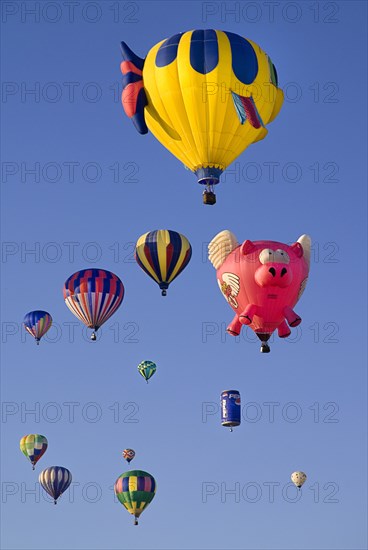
[208,231,311,353]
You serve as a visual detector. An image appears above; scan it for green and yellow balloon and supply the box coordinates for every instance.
[114,470,156,525]
[138,360,156,383]
[20,434,48,470]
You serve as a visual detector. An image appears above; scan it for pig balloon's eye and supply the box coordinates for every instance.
[274,249,290,264]
[259,249,275,264]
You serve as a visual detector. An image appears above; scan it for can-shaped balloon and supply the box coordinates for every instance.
[221,390,241,429]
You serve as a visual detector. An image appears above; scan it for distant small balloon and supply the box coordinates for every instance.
[122,449,135,464]
[291,471,307,489]
[23,311,52,345]
[63,268,124,340]
[221,390,241,432]
[114,470,156,525]
[137,360,157,383]
[39,466,72,504]
[20,434,48,470]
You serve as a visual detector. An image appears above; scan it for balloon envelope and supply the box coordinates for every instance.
[137,360,157,382]
[221,390,241,430]
[63,269,124,337]
[23,311,52,344]
[135,230,192,295]
[39,466,72,504]
[208,231,311,352]
[122,449,136,464]
[120,30,283,199]
[20,434,48,469]
[114,470,156,524]
[291,471,307,489]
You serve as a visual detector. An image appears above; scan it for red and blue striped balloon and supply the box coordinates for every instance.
[63,269,124,340]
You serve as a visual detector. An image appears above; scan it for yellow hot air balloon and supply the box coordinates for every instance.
[120,29,283,204]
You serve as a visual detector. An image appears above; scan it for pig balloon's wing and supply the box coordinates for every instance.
[222,273,240,296]
[297,235,311,271]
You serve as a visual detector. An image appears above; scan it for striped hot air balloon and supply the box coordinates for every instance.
[63,269,124,340]
[39,466,72,504]
[135,230,192,296]
[114,470,156,525]
[122,449,136,464]
[23,311,52,345]
[137,360,156,383]
[20,434,48,470]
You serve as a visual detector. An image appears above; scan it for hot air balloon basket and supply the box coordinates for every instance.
[203,191,216,205]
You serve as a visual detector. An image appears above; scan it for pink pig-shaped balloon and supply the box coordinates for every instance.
[208,231,311,352]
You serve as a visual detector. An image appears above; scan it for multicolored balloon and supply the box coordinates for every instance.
[137,360,156,383]
[20,434,48,470]
[120,30,283,204]
[23,311,52,345]
[291,471,307,490]
[135,230,192,296]
[122,449,136,464]
[39,466,72,504]
[208,231,311,352]
[114,470,156,525]
[63,269,124,340]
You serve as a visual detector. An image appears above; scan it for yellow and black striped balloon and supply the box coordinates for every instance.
[135,230,192,296]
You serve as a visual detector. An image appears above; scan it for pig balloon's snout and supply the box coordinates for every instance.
[268,266,288,278]
[256,264,292,287]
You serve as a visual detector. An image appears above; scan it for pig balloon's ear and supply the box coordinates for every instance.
[240,240,256,256]
[297,234,311,268]
[208,230,239,269]
[290,242,303,258]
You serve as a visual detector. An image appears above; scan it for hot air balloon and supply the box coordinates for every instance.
[221,390,241,432]
[291,471,307,490]
[122,449,135,464]
[208,231,311,352]
[114,470,156,525]
[120,30,283,204]
[20,434,48,470]
[39,466,72,504]
[63,269,124,340]
[23,311,52,345]
[135,230,192,296]
[137,360,156,383]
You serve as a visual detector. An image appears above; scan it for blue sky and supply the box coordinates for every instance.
[1,1,367,549]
